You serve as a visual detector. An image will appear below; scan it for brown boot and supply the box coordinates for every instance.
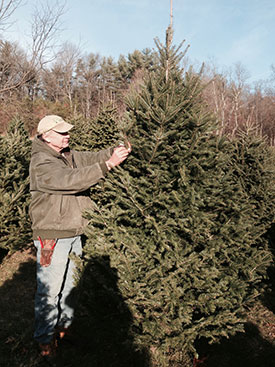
[59,327,69,340]
[56,326,76,345]
[56,326,71,340]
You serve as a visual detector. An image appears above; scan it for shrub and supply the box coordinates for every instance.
[0,118,32,252]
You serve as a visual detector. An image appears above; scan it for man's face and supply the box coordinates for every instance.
[43,130,70,152]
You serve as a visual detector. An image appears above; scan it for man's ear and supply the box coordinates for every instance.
[42,132,51,143]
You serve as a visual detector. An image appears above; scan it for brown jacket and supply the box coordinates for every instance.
[29,136,112,240]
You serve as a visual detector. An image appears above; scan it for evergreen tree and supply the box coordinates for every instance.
[232,129,275,243]
[70,102,121,151]
[69,115,91,151]
[230,129,275,295]
[81,32,273,366]
[88,101,121,150]
[0,118,32,252]
[99,56,126,100]
[117,49,158,85]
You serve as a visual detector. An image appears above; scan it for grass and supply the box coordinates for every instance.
[0,247,275,367]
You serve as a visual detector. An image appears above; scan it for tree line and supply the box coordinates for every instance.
[1,39,275,146]
[0,2,274,145]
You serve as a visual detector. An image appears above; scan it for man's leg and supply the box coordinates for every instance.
[34,236,80,344]
[57,235,82,330]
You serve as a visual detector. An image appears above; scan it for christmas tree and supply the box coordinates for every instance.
[70,101,121,151]
[80,29,273,365]
[0,118,32,252]
[231,128,275,250]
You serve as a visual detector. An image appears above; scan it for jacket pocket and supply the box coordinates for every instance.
[59,195,64,217]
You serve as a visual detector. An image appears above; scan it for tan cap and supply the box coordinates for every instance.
[37,115,74,135]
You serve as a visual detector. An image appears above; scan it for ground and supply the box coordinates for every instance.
[1,247,275,367]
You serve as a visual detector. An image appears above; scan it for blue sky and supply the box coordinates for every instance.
[7,0,275,83]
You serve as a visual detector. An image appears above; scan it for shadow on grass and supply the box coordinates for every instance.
[57,254,152,367]
[196,322,275,367]
[0,250,151,367]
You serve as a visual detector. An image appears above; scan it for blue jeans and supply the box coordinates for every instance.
[34,236,82,344]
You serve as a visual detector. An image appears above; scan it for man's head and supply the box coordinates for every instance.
[37,115,74,152]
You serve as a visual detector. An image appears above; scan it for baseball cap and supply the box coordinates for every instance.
[37,115,74,135]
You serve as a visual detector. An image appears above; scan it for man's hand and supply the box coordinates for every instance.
[106,142,131,170]
[38,238,56,267]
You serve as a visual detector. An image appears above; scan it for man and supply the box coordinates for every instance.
[29,115,130,357]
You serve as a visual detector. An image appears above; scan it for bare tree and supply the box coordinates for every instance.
[203,62,253,137]
[30,0,66,68]
[0,40,33,95]
[75,53,102,118]
[0,0,22,31]
[228,62,250,136]
[0,0,66,95]
[248,84,275,145]
[42,42,81,111]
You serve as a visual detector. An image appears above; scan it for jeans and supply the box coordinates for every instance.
[34,236,82,344]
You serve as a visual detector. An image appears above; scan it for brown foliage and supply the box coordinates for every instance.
[202,67,275,145]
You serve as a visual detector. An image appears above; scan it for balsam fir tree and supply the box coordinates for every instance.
[229,128,275,299]
[70,102,121,151]
[0,118,32,252]
[231,128,275,248]
[81,29,272,366]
